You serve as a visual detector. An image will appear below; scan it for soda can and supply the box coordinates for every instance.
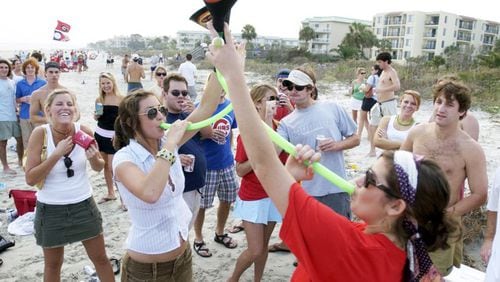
[95,102,104,115]
[183,154,195,172]
[315,135,328,151]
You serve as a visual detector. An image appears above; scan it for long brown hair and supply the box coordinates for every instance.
[113,90,156,150]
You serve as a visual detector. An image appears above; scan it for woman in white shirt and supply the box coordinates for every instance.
[374,90,421,150]
[112,73,220,281]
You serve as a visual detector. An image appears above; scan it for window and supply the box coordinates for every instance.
[407,27,413,34]
[378,17,381,23]
[315,24,319,28]
[404,51,411,58]
[408,15,413,22]
[405,39,412,47]
[445,16,447,23]
[377,28,381,35]
[441,41,444,48]
[472,34,475,40]
[443,28,446,36]
[454,31,457,38]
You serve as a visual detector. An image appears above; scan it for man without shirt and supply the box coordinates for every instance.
[369,52,400,128]
[125,54,145,93]
[30,61,67,127]
[400,80,487,276]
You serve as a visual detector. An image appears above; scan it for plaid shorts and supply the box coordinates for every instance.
[200,165,239,208]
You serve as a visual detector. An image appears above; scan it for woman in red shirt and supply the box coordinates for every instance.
[206,23,454,282]
[228,84,281,281]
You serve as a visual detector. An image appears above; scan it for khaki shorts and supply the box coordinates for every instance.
[369,99,398,126]
[19,119,33,148]
[0,121,21,141]
[428,215,463,276]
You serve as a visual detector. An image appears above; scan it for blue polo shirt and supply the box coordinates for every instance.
[166,112,207,192]
[15,77,46,120]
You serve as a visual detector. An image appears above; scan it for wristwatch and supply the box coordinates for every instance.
[156,148,176,165]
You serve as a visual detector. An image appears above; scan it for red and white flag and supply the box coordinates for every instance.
[53,30,70,42]
[55,20,71,32]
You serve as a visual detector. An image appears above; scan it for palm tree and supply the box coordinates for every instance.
[342,22,378,58]
[242,24,257,42]
[299,26,315,49]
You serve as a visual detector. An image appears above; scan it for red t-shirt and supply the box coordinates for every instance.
[280,183,406,282]
[235,136,288,200]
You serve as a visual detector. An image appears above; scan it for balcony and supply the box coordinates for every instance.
[485,26,499,34]
[312,38,329,44]
[425,16,440,25]
[384,16,403,25]
[459,21,473,30]
[314,28,331,34]
[457,35,472,42]
[483,36,495,45]
[423,30,437,38]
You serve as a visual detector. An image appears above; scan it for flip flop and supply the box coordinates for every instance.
[227,225,244,234]
[109,257,120,275]
[98,197,117,204]
[268,243,291,253]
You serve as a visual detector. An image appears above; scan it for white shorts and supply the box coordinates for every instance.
[350,97,363,111]
[233,197,282,224]
[369,99,398,126]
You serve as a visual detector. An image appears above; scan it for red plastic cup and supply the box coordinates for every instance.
[73,130,96,150]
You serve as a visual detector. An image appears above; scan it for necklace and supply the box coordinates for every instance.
[396,115,414,126]
[52,126,72,138]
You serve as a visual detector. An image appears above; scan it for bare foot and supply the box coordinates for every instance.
[366,151,376,157]
[3,168,17,175]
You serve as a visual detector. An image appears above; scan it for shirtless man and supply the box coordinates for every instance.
[369,52,400,128]
[125,54,145,93]
[30,61,67,127]
[121,54,130,81]
[401,80,487,276]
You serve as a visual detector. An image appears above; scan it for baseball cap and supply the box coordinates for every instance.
[276,69,290,79]
[283,70,314,86]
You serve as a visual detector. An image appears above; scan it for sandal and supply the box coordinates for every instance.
[227,225,244,234]
[214,233,237,249]
[193,240,212,258]
[110,257,121,275]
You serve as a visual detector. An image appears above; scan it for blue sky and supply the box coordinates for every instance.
[1,0,499,50]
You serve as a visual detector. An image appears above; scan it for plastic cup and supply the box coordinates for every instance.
[315,135,328,151]
[183,154,195,172]
[73,130,96,150]
[95,103,104,115]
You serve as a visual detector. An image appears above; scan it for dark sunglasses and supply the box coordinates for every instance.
[64,156,74,178]
[282,80,307,91]
[139,106,168,120]
[268,96,278,101]
[156,72,167,77]
[170,90,189,97]
[364,169,400,199]
[360,72,366,75]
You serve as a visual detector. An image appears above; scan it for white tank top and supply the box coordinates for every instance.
[386,115,415,142]
[36,123,93,205]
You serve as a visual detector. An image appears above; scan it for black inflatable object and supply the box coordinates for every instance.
[189,0,237,38]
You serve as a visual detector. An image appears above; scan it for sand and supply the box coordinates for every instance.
[0,53,498,281]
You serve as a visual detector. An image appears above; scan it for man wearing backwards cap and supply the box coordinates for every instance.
[276,67,360,218]
[30,61,68,127]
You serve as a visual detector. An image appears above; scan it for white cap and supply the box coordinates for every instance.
[283,70,314,86]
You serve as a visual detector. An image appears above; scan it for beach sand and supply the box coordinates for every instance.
[0,53,498,281]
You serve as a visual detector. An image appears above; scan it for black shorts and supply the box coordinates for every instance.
[94,132,116,154]
[361,97,377,112]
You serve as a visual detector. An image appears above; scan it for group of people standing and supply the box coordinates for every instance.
[1,24,498,281]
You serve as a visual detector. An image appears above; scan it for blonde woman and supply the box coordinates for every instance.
[94,72,124,203]
[25,89,113,281]
[149,66,168,103]
[374,90,420,150]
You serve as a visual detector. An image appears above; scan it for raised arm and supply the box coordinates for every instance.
[206,24,297,215]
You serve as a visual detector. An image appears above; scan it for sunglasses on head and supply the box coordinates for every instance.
[139,106,168,120]
[282,80,307,91]
[170,90,189,97]
[364,169,400,199]
[156,72,167,77]
[64,156,74,178]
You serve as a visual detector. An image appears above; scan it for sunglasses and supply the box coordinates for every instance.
[139,106,168,120]
[156,72,167,77]
[170,90,189,97]
[364,169,400,199]
[360,72,366,75]
[268,96,278,101]
[64,156,74,178]
[282,80,307,91]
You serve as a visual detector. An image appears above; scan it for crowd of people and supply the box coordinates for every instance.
[0,22,498,282]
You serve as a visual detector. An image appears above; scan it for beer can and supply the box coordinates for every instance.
[315,135,328,151]
[183,154,195,172]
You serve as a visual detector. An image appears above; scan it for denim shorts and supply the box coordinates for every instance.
[121,245,193,282]
[34,197,103,248]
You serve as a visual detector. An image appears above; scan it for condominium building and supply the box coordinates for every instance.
[301,16,372,54]
[176,30,299,50]
[373,11,500,60]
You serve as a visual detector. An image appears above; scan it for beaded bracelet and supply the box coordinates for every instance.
[156,148,176,165]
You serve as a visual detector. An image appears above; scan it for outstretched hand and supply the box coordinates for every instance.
[205,22,246,78]
[285,144,321,182]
